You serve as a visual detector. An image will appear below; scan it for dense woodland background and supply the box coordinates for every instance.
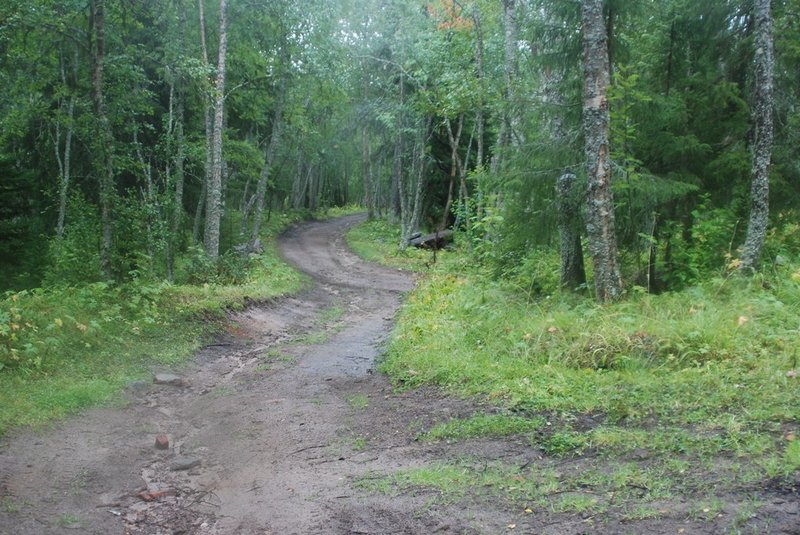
[1,0,798,296]
[2,2,800,518]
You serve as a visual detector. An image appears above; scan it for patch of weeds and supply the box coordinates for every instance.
[255,363,271,372]
[620,504,664,521]
[549,493,604,514]
[784,439,800,471]
[354,472,396,495]
[318,304,344,324]
[293,304,346,345]
[537,430,589,456]
[259,349,296,365]
[352,435,368,451]
[310,397,323,406]
[689,498,725,521]
[345,220,434,272]
[212,385,233,397]
[421,413,545,442]
[347,394,369,410]
[1,496,19,513]
[56,513,81,528]
[728,497,762,533]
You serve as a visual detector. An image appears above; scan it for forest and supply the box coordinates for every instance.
[1,0,798,294]
[1,0,799,531]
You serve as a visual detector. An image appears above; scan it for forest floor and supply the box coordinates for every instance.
[0,215,797,534]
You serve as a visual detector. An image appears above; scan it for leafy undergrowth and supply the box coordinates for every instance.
[345,219,440,272]
[348,219,800,527]
[0,212,312,434]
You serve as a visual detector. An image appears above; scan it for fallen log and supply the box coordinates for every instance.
[408,229,453,249]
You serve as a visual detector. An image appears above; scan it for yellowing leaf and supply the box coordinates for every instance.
[737,316,749,327]
[54,318,63,327]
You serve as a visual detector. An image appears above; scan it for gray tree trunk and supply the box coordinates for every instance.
[198,0,214,220]
[167,85,186,280]
[472,4,485,169]
[490,0,517,174]
[362,126,374,219]
[55,50,76,239]
[399,116,432,247]
[250,75,286,247]
[556,173,586,290]
[581,0,623,302]
[203,0,228,261]
[91,0,115,279]
[740,0,774,272]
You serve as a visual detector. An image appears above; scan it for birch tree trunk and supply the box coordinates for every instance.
[204,0,228,261]
[740,0,774,272]
[55,50,76,239]
[581,0,623,302]
[91,0,115,279]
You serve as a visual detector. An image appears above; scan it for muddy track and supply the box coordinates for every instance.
[2,215,797,535]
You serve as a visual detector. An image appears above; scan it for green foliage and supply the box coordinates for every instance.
[0,216,304,434]
[421,413,545,442]
[345,219,434,272]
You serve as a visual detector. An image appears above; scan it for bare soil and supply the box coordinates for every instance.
[1,215,798,534]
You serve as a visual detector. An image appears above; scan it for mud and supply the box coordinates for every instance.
[1,215,797,534]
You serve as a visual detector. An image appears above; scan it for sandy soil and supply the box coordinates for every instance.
[1,215,797,534]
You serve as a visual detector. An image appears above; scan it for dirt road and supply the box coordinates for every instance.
[0,215,483,534]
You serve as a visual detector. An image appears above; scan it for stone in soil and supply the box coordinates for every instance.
[154,434,169,450]
[154,373,187,387]
[171,457,201,471]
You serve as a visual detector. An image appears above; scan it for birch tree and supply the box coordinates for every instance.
[203,0,228,261]
[581,0,623,301]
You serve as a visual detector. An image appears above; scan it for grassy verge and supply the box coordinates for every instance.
[348,219,800,522]
[345,219,438,272]
[0,211,328,434]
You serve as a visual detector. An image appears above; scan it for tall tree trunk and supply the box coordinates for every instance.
[204,0,228,261]
[193,182,206,244]
[250,74,286,247]
[55,49,76,239]
[490,0,517,174]
[441,115,463,231]
[472,3,485,169]
[400,115,432,247]
[362,126,374,219]
[167,85,186,280]
[581,0,623,302]
[198,0,214,247]
[390,73,405,223]
[740,0,773,272]
[91,0,115,279]
[557,173,586,290]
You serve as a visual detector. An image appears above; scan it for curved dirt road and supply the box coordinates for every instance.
[0,215,393,532]
[0,215,490,535]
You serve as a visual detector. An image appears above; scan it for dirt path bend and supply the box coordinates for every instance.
[0,216,379,531]
[0,215,483,535]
